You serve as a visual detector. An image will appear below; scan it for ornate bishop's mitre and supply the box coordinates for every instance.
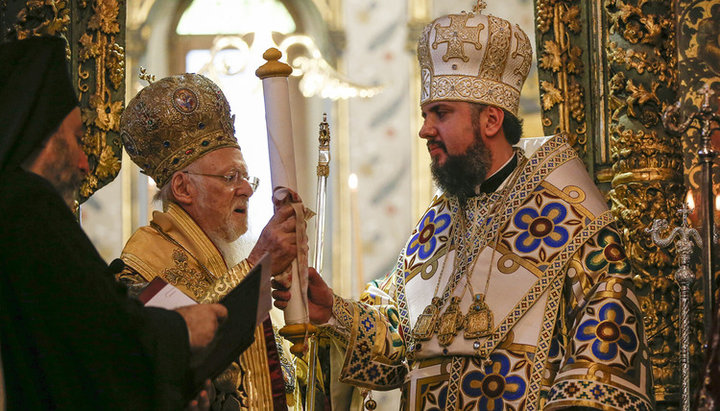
[417,9,533,116]
[120,73,240,187]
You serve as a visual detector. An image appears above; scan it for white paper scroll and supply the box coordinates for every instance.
[259,69,309,326]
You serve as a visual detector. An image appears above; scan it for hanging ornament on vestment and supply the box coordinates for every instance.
[412,296,442,341]
[438,297,464,346]
[464,293,494,339]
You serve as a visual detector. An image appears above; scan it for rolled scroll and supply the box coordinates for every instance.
[256,48,309,326]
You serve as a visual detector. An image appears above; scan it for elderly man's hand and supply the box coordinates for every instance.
[248,190,308,276]
[175,304,227,351]
[272,267,333,324]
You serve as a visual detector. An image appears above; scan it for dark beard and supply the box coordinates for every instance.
[430,130,491,203]
[40,137,84,207]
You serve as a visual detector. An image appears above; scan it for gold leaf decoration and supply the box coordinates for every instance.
[75,0,125,200]
[616,1,642,23]
[625,79,660,118]
[566,45,583,74]
[79,173,99,199]
[95,145,121,179]
[623,20,643,44]
[87,0,119,33]
[78,32,100,60]
[539,40,563,72]
[534,0,588,159]
[90,94,122,131]
[540,81,564,110]
[560,5,581,33]
[9,0,70,40]
[641,16,662,45]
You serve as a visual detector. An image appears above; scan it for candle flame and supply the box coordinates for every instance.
[686,191,695,210]
[348,173,358,190]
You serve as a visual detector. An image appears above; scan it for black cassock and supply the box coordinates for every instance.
[0,169,193,410]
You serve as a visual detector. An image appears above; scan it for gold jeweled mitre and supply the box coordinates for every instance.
[120,73,239,187]
[417,8,533,116]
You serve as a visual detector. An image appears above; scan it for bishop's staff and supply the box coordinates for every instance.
[256,48,316,352]
[305,114,330,410]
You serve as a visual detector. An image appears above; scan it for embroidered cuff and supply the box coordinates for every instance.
[331,293,354,331]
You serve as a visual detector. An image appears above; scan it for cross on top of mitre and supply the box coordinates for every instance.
[432,13,483,62]
[473,0,487,13]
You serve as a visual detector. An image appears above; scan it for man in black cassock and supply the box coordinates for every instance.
[0,36,227,410]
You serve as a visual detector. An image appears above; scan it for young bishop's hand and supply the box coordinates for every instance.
[271,267,333,324]
[248,190,308,276]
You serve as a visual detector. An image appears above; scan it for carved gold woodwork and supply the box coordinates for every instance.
[606,0,691,406]
[1,0,124,201]
[535,0,588,160]
[676,2,720,404]
[74,0,124,200]
[535,0,694,406]
[676,0,720,194]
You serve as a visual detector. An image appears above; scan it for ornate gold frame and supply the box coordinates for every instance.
[2,0,125,201]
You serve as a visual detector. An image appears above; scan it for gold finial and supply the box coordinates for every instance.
[317,113,330,177]
[138,67,155,85]
[319,113,330,147]
[472,0,487,13]
[255,48,293,79]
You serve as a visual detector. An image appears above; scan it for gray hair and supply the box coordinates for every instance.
[154,181,176,211]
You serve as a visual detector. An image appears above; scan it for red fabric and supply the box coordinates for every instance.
[262,318,288,410]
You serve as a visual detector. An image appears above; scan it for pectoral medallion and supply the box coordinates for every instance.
[412,297,441,341]
[464,293,494,339]
[437,297,464,346]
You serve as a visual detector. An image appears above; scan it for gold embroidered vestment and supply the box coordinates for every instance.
[119,203,277,410]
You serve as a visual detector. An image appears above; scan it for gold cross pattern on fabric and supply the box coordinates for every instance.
[432,13,484,62]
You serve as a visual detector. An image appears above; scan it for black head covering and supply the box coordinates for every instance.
[0,36,77,171]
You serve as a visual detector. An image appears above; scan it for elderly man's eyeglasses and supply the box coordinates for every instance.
[183,170,259,192]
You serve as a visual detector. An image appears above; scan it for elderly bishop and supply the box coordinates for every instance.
[118,73,304,410]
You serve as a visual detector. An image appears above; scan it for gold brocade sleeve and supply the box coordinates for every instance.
[198,259,254,304]
[115,265,151,299]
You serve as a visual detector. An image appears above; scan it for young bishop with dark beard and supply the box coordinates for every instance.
[272,5,654,410]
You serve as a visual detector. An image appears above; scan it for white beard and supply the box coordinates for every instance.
[210,231,255,268]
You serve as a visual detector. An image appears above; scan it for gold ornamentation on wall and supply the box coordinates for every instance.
[604,0,691,406]
[676,0,720,194]
[6,0,70,40]
[535,0,587,157]
[0,0,124,201]
[75,0,124,200]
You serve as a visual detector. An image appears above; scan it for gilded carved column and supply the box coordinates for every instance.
[535,0,688,406]
[605,0,695,406]
[534,0,593,171]
[676,1,720,406]
[608,0,692,406]
[0,0,125,202]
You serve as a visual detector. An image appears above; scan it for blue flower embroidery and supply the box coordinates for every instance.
[513,202,569,253]
[461,353,526,410]
[586,228,630,274]
[576,302,638,361]
[406,209,451,260]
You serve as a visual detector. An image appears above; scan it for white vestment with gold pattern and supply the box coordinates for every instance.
[326,135,653,410]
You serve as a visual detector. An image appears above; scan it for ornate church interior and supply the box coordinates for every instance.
[1,0,720,409]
